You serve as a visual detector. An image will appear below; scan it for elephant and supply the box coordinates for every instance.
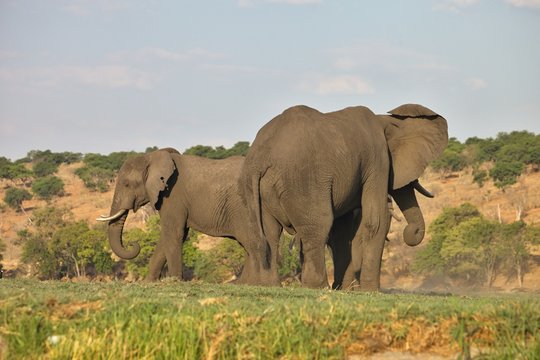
[239,104,448,290]
[97,148,277,285]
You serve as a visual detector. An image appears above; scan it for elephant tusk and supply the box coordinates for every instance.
[96,209,127,222]
[412,180,434,198]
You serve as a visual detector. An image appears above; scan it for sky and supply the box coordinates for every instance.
[1,0,539,160]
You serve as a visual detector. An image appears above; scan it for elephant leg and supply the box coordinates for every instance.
[351,181,390,291]
[146,245,167,281]
[328,211,357,290]
[293,210,333,289]
[238,213,281,286]
[162,224,185,279]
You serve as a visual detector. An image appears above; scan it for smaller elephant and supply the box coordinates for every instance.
[98,148,277,285]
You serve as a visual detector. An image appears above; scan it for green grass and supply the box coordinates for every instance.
[1,279,539,359]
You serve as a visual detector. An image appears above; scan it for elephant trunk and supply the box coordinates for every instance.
[391,183,426,247]
[107,207,140,259]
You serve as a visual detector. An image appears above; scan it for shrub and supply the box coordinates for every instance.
[20,206,114,279]
[32,160,59,177]
[184,141,250,159]
[4,188,32,211]
[489,161,524,189]
[75,166,115,192]
[31,176,65,200]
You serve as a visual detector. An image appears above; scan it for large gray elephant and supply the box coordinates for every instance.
[239,104,447,290]
[98,148,276,285]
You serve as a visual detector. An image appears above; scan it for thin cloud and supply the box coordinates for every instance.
[434,0,481,12]
[302,75,374,96]
[62,0,131,15]
[238,0,321,7]
[0,65,158,90]
[465,77,487,90]
[506,0,540,9]
[107,47,226,64]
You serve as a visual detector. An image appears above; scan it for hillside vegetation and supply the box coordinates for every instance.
[1,134,540,292]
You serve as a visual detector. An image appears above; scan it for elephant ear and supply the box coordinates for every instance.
[144,149,178,208]
[385,104,448,190]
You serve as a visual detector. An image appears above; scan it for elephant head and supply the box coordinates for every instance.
[97,148,179,259]
[382,104,448,246]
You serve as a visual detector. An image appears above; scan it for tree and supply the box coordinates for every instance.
[31,176,65,200]
[32,160,59,177]
[430,138,468,174]
[183,141,250,159]
[4,188,33,212]
[440,217,502,287]
[0,158,33,185]
[20,207,71,278]
[498,221,529,288]
[20,206,114,279]
[489,161,524,189]
[413,203,482,277]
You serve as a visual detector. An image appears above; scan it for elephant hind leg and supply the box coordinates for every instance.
[295,216,333,289]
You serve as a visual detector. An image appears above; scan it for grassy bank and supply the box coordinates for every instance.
[0,279,539,359]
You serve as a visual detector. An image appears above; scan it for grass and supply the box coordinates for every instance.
[0,279,539,359]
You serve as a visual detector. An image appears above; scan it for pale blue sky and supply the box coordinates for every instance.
[1,0,539,160]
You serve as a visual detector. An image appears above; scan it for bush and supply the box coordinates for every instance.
[25,150,82,165]
[489,161,524,189]
[32,160,59,177]
[184,141,250,159]
[31,176,65,200]
[413,203,536,288]
[4,187,32,211]
[75,166,115,192]
[0,157,33,183]
[20,206,114,279]
[75,151,140,191]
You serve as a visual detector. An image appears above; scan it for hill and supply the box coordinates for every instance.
[1,160,540,291]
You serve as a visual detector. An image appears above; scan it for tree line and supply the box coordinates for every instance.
[431,131,540,188]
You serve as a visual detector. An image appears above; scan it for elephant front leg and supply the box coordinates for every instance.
[146,248,167,281]
[162,225,186,279]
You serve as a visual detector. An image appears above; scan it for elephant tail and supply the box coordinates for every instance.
[251,173,271,269]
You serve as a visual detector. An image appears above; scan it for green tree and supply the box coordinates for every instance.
[4,187,33,212]
[20,207,71,278]
[489,161,524,189]
[413,203,486,284]
[31,176,65,200]
[498,221,529,288]
[32,160,59,177]
[184,141,250,159]
[430,138,468,173]
[20,207,114,279]
[0,157,33,185]
[51,221,114,278]
[75,166,115,192]
[440,217,502,287]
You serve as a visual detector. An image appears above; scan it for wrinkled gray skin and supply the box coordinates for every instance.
[240,104,448,290]
[103,148,277,285]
